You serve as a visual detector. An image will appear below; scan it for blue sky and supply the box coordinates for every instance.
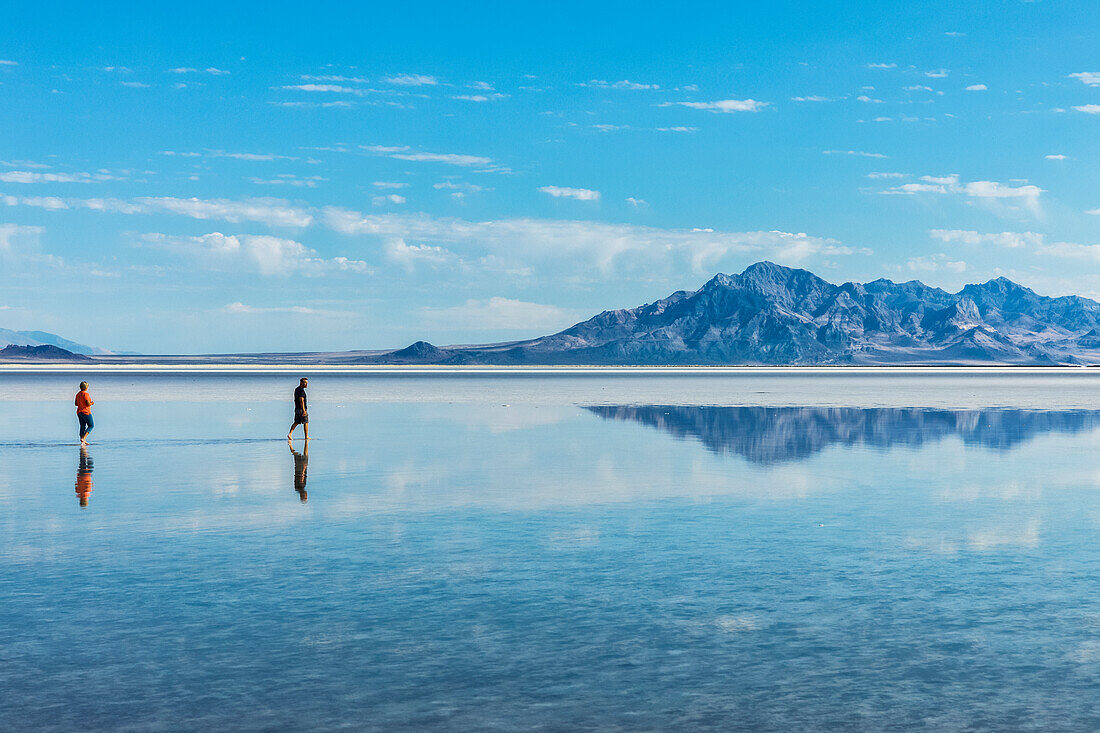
[1,0,1098,353]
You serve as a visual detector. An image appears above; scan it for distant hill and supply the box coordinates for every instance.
[361,261,1100,366]
[0,344,91,361]
[0,328,106,355]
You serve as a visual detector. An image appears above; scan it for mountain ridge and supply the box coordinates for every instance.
[367,261,1100,365]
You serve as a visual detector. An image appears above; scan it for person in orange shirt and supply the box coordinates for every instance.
[75,381,94,445]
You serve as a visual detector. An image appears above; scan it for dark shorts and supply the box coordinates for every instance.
[294,410,308,424]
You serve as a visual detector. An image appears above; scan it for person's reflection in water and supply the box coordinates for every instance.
[290,442,308,502]
[75,446,93,508]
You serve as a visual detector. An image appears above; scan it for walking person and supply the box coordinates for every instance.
[75,381,94,445]
[287,377,309,441]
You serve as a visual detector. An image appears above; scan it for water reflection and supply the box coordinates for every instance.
[290,442,308,502]
[75,446,93,508]
[586,405,1100,464]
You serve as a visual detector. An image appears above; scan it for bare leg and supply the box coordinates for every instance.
[288,422,297,441]
[304,422,310,440]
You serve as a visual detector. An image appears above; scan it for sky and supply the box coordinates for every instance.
[0,0,1098,354]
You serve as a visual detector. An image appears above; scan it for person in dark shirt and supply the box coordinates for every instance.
[287,377,309,441]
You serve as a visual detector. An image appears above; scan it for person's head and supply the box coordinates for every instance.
[300,377,308,387]
[79,381,88,391]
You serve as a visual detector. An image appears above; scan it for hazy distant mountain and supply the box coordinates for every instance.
[586,405,1100,464]
[0,344,91,361]
[366,261,1100,365]
[0,328,106,356]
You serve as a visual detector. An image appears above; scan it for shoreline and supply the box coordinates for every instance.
[0,363,1096,375]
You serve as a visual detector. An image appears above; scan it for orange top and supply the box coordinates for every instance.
[75,391,93,414]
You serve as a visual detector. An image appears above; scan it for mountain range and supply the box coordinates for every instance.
[9,261,1100,365]
[363,261,1100,365]
[0,328,105,356]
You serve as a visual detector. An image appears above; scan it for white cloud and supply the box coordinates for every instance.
[451,94,507,102]
[880,175,1043,213]
[0,60,17,66]
[930,229,1043,248]
[905,85,934,92]
[1,194,314,227]
[1045,154,1069,160]
[538,186,600,201]
[281,83,363,94]
[372,194,406,206]
[925,69,949,78]
[655,126,697,132]
[382,74,438,86]
[626,197,646,206]
[1068,72,1100,86]
[856,95,883,103]
[906,254,966,273]
[1,194,68,210]
[965,84,988,91]
[373,181,410,189]
[964,180,1043,200]
[385,239,456,269]
[434,181,487,193]
[0,170,122,183]
[791,95,834,102]
[250,175,325,188]
[866,172,907,179]
[161,150,299,161]
[579,79,659,90]
[222,302,348,316]
[420,297,583,331]
[1036,240,1100,262]
[300,74,369,83]
[273,100,353,109]
[823,150,888,159]
[361,144,498,169]
[121,81,150,88]
[0,159,51,169]
[661,99,767,113]
[142,232,368,276]
[135,197,314,227]
[468,81,495,91]
[323,209,868,276]
[866,63,897,69]
[1073,105,1100,114]
[168,67,228,75]
[0,223,43,252]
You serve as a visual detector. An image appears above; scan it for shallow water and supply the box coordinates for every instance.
[3,373,1100,730]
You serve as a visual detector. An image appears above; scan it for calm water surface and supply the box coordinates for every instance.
[3,372,1100,730]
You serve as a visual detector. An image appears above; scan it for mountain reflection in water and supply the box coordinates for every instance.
[585,405,1100,464]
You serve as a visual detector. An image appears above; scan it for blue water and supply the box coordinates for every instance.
[3,372,1100,730]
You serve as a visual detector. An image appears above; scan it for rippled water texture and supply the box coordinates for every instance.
[3,371,1100,730]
